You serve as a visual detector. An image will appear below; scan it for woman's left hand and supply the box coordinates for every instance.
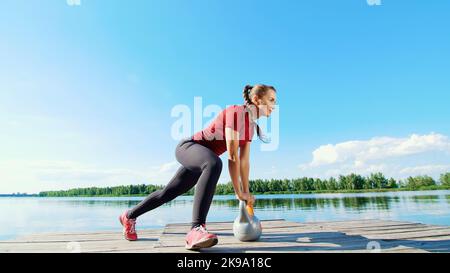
[247,193,256,207]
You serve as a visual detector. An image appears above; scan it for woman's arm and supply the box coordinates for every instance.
[239,142,250,194]
[225,127,242,198]
[239,141,255,206]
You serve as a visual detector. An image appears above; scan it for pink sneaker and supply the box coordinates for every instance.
[119,211,138,241]
[185,224,218,250]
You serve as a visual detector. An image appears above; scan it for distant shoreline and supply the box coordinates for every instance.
[2,185,449,198]
[0,194,38,197]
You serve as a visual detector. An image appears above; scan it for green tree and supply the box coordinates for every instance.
[340,174,365,190]
[325,177,338,191]
[368,173,389,189]
[406,175,436,189]
[268,179,282,192]
[387,178,398,188]
[440,173,450,186]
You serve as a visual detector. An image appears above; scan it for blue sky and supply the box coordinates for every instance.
[1,0,450,193]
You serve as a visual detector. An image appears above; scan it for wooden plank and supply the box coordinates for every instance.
[1,219,448,253]
[304,218,381,224]
[361,229,450,240]
[307,220,423,229]
[162,226,316,236]
[164,220,302,231]
[331,223,427,232]
[155,232,359,249]
[392,235,450,241]
[0,239,162,253]
[244,247,429,253]
[19,229,162,237]
[162,220,429,237]
[343,226,450,236]
[162,224,446,239]
[165,219,408,229]
[305,219,414,227]
[166,218,286,226]
[3,230,162,244]
[148,242,433,253]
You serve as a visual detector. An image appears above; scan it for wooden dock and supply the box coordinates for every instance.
[1,219,449,253]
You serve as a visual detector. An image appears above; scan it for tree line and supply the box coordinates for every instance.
[38,172,450,197]
[39,184,164,197]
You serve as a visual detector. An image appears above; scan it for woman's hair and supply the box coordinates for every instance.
[242,84,276,143]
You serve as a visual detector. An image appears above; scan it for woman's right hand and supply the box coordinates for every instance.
[236,192,256,206]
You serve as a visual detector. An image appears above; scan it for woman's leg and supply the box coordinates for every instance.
[175,140,223,228]
[127,166,200,219]
[127,139,222,224]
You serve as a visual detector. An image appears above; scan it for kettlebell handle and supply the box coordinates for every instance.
[238,200,251,223]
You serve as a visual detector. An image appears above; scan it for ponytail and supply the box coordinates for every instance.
[243,85,253,105]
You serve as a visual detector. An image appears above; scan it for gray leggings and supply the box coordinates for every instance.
[127,138,223,228]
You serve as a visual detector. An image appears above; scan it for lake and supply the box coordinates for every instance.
[1,190,449,241]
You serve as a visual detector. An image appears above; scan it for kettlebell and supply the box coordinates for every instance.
[233,200,262,241]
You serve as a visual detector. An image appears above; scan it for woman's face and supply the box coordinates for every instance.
[254,89,277,117]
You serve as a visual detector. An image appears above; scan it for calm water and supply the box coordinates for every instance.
[1,190,449,241]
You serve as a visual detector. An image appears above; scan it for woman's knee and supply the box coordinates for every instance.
[203,156,223,172]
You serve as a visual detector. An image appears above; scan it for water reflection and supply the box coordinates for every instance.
[41,191,450,212]
[210,196,401,211]
[411,195,440,203]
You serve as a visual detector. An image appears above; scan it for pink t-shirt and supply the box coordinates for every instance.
[192,105,256,156]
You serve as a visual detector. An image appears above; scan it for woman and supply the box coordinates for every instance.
[119,84,277,250]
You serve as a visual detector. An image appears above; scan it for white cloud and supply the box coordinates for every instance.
[308,133,450,167]
[299,133,450,179]
[399,164,450,176]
